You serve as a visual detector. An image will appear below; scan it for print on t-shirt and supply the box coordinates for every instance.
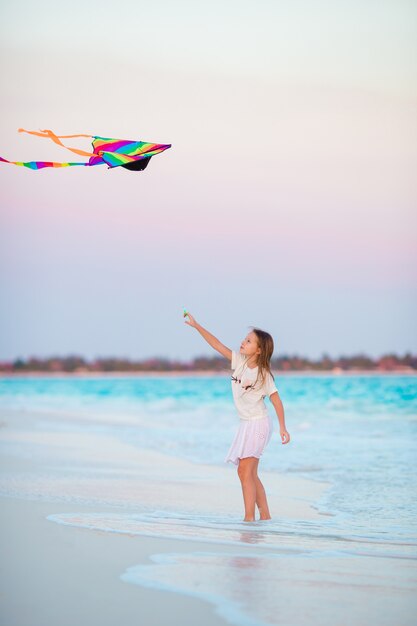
[230,350,278,421]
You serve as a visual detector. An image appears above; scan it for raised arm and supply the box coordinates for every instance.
[184,312,232,361]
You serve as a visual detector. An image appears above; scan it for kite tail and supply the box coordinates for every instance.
[0,156,90,170]
[18,128,96,158]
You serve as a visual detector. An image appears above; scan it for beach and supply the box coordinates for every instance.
[1,375,416,625]
[2,496,228,626]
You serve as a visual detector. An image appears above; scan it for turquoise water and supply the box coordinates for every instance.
[1,374,417,547]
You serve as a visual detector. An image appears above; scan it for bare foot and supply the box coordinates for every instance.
[258,507,271,520]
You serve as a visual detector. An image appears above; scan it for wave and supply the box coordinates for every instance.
[46,510,417,560]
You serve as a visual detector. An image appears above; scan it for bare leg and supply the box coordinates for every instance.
[255,476,271,520]
[237,457,258,521]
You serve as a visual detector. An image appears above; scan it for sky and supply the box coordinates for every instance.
[0,0,416,361]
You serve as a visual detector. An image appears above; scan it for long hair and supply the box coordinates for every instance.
[251,327,275,387]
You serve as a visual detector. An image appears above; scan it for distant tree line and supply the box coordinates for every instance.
[0,352,416,373]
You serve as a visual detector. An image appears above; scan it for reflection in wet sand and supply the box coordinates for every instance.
[121,550,417,626]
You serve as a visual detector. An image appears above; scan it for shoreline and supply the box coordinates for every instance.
[1,369,416,378]
[2,490,415,626]
[0,495,231,626]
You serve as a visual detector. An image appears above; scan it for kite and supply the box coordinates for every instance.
[0,128,171,171]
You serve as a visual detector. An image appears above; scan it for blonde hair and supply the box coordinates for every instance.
[250,327,275,387]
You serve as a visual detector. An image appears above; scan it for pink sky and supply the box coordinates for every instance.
[1,1,416,360]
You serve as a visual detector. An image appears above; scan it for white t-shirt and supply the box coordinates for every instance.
[231,350,278,421]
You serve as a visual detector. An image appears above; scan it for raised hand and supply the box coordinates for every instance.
[184,311,198,328]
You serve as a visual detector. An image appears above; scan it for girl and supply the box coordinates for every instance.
[184,312,290,522]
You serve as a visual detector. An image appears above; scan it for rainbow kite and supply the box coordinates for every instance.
[0,128,171,171]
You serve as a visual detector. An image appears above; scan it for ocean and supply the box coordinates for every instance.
[1,373,416,625]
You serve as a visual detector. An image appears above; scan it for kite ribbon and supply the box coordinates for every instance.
[0,156,89,169]
[18,128,96,158]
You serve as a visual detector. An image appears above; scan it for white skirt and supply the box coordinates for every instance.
[225,415,273,466]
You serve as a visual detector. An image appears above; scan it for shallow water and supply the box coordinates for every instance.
[1,374,416,544]
[46,509,416,560]
[46,508,417,626]
[118,549,416,626]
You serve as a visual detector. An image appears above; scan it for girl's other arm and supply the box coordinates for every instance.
[269,392,290,444]
[184,312,232,361]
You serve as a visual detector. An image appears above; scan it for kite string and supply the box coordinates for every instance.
[18,128,96,158]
